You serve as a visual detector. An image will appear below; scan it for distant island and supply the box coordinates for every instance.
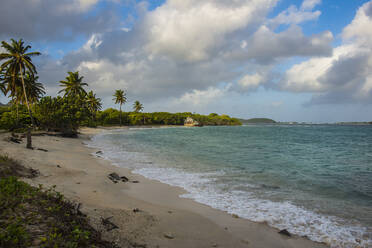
[239,118,276,124]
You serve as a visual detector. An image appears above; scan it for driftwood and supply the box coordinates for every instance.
[101,216,119,231]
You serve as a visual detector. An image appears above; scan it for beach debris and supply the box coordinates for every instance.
[73,203,85,216]
[132,180,139,183]
[101,216,119,231]
[167,211,172,214]
[36,148,48,152]
[76,182,81,184]
[278,229,291,237]
[96,150,103,154]
[241,240,250,245]
[5,136,22,143]
[57,164,61,168]
[132,243,147,248]
[232,214,239,218]
[163,233,174,239]
[133,208,140,213]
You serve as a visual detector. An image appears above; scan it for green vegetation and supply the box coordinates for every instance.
[95,110,241,126]
[240,118,276,124]
[0,154,115,247]
[0,39,41,128]
[0,38,241,137]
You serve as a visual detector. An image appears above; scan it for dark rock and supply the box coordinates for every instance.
[108,172,121,183]
[96,151,103,154]
[132,180,139,183]
[133,208,140,213]
[120,176,129,182]
[57,165,61,168]
[278,229,291,237]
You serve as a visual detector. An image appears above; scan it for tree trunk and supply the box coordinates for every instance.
[119,104,122,126]
[19,65,35,128]
[26,127,32,149]
[16,102,19,127]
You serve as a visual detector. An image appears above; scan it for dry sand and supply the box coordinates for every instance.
[0,128,328,248]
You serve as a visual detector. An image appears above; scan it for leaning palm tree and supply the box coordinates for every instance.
[0,39,41,128]
[22,72,45,105]
[113,89,127,126]
[59,71,88,98]
[133,100,143,113]
[86,90,102,122]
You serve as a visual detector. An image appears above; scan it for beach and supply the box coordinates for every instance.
[0,127,328,248]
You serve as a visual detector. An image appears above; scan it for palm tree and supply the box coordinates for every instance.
[0,39,41,128]
[59,71,88,98]
[86,90,102,122]
[0,67,7,95]
[113,89,127,126]
[133,100,143,113]
[22,72,45,104]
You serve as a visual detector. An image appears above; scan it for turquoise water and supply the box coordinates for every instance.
[88,125,372,248]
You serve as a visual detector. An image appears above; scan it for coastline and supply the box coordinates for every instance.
[0,127,328,248]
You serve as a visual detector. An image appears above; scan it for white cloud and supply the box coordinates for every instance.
[238,73,264,91]
[174,84,231,107]
[270,0,321,27]
[145,0,277,61]
[301,0,321,11]
[281,1,372,104]
[58,0,100,13]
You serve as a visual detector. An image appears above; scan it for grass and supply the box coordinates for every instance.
[0,154,117,248]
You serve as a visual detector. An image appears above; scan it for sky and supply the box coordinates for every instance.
[1,0,372,123]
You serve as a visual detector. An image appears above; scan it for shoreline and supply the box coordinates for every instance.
[0,127,328,248]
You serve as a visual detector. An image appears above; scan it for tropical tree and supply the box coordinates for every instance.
[0,67,7,95]
[113,89,127,126]
[59,71,88,98]
[21,72,45,105]
[133,101,143,113]
[86,90,102,122]
[0,39,41,128]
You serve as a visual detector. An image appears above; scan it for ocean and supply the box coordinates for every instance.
[86,125,372,248]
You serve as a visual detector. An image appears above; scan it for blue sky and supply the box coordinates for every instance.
[1,0,372,123]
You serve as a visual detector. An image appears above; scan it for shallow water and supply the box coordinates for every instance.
[86,125,372,248]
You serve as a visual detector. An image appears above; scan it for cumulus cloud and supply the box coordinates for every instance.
[301,0,321,11]
[20,0,339,111]
[238,73,265,91]
[144,0,277,61]
[173,84,232,107]
[281,1,372,104]
[270,0,321,27]
[0,0,120,41]
[234,25,332,63]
